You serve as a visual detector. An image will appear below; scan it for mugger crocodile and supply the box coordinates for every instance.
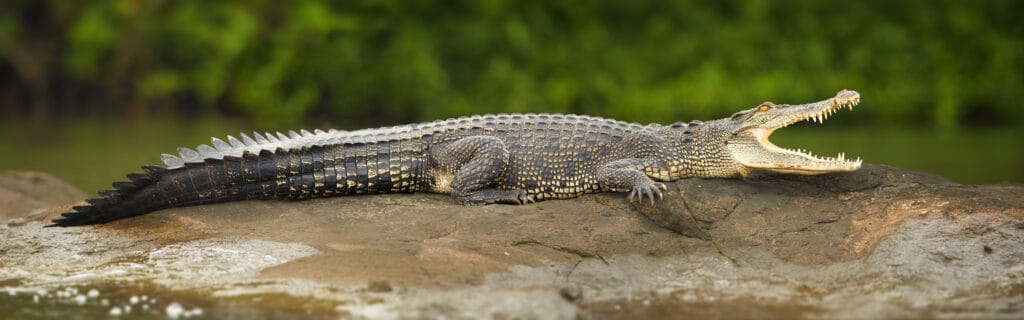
[51,90,862,226]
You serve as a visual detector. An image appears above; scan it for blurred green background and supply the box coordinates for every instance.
[1,0,1021,192]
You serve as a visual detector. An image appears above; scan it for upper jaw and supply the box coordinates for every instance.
[770,89,861,130]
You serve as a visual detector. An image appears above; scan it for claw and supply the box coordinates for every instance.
[523,194,535,204]
[628,181,668,205]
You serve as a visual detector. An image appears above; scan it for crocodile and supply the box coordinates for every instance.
[51,90,862,226]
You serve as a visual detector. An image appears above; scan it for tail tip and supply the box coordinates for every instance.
[50,204,101,227]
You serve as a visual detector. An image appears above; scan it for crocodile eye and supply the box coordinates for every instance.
[758,105,771,112]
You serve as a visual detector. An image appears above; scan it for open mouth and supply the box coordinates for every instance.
[748,90,863,173]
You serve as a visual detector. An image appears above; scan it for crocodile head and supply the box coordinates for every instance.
[725,89,862,175]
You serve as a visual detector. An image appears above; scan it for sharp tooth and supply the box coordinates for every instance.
[839,152,845,161]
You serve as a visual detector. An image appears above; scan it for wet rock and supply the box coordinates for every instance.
[367,281,393,293]
[338,288,578,319]
[0,165,1022,319]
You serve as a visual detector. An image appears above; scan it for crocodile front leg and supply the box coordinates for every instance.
[595,159,669,204]
[429,136,532,205]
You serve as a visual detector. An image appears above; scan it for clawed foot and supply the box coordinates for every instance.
[628,181,667,205]
[455,188,534,206]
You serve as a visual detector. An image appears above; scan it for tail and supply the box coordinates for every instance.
[49,164,177,226]
[49,147,324,227]
[49,129,354,227]
[49,128,427,226]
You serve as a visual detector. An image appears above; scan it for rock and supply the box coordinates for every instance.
[0,165,1021,319]
[0,171,84,220]
[637,164,1024,265]
[367,280,393,293]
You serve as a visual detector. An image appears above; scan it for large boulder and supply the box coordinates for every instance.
[0,165,1021,319]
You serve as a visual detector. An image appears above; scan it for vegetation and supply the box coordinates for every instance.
[1,0,1021,128]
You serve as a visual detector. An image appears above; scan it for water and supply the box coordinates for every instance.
[0,117,1020,195]
[0,282,338,319]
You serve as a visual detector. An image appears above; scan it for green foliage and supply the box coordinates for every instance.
[64,3,117,77]
[1,0,1021,127]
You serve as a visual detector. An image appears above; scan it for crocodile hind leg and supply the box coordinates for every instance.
[429,136,533,205]
[594,158,669,204]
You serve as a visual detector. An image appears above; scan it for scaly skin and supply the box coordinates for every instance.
[51,90,862,226]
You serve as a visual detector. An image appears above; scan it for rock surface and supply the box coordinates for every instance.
[0,165,1022,319]
[0,172,83,220]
